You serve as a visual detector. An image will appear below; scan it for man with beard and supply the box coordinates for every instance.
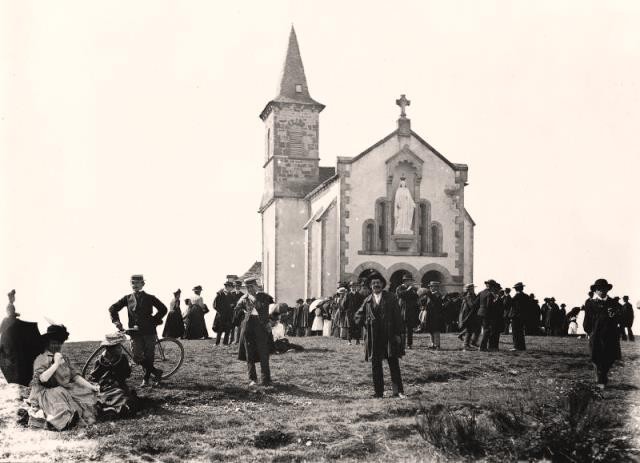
[477,279,500,352]
[509,282,529,351]
[396,275,419,349]
[236,278,274,387]
[355,277,405,399]
[212,281,234,345]
[458,284,480,351]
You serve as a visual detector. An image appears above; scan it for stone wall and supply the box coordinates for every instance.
[342,131,463,287]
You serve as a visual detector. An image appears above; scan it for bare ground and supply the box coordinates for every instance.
[1,333,639,462]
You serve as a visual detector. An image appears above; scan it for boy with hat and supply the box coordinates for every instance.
[108,274,168,387]
[236,277,275,386]
[583,278,622,389]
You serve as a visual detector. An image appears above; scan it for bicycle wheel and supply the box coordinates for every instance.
[155,338,184,379]
[81,344,107,378]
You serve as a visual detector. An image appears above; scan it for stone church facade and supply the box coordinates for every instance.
[259,28,474,305]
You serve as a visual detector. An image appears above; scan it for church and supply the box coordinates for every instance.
[258,27,475,305]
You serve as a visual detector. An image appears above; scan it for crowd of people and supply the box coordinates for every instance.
[0,274,636,431]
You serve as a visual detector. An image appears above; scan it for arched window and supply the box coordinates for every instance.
[366,223,375,251]
[419,202,430,253]
[376,200,387,252]
[362,220,376,253]
[431,223,443,254]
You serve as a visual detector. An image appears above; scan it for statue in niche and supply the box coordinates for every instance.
[394,176,415,234]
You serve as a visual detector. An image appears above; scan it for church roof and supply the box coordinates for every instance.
[260,26,324,121]
[341,129,467,172]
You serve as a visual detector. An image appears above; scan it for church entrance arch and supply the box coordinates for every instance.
[421,270,444,288]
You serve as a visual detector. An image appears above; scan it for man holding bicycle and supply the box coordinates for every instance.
[108,274,168,387]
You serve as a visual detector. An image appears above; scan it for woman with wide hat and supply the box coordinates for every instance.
[29,324,100,430]
[88,332,138,418]
[583,278,622,389]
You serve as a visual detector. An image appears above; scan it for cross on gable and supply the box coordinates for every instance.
[396,94,411,118]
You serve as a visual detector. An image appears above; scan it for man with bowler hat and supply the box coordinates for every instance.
[583,278,622,389]
[109,274,167,387]
[509,282,528,351]
[236,277,274,386]
[355,277,405,398]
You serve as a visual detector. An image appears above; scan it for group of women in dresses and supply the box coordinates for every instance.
[308,287,360,343]
[162,289,210,340]
[27,324,137,431]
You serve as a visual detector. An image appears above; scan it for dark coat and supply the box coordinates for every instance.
[344,291,364,328]
[476,289,497,319]
[583,297,622,368]
[212,290,234,333]
[509,292,530,320]
[355,291,404,361]
[183,305,209,339]
[459,292,479,329]
[421,291,445,333]
[109,291,167,335]
[502,295,513,318]
[162,298,184,338]
[396,285,420,329]
[622,302,634,327]
[237,292,274,362]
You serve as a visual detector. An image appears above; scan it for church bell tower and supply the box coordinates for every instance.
[258,27,325,302]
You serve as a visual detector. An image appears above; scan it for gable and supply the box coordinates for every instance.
[341,129,466,172]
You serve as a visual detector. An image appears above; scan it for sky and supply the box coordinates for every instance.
[1,1,639,341]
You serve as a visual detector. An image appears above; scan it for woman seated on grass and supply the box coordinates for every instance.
[88,332,138,419]
[29,324,100,430]
[269,313,304,354]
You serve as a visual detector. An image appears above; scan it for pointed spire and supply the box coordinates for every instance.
[274,26,322,105]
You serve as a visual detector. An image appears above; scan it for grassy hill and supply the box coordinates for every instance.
[2,333,639,462]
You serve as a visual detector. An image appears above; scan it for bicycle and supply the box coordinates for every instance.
[81,330,184,382]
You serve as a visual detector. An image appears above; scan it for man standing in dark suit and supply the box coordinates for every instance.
[109,274,167,387]
[213,281,234,345]
[396,275,419,350]
[458,283,479,350]
[229,280,244,344]
[620,296,635,341]
[355,278,405,399]
[236,278,274,386]
[509,282,529,351]
[477,279,500,351]
[502,288,513,335]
